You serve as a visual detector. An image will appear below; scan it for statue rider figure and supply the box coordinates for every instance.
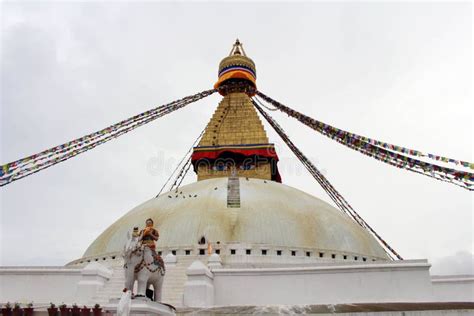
[139,218,164,267]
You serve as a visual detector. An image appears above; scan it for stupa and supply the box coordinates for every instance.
[66,40,389,303]
[1,40,472,315]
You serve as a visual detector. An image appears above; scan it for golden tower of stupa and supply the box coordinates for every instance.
[192,39,281,182]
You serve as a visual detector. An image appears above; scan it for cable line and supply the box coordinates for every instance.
[253,98,402,260]
[155,127,206,198]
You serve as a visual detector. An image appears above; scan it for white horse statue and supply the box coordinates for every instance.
[122,228,166,301]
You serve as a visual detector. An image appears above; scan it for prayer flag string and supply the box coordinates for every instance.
[1,89,216,186]
[256,92,473,191]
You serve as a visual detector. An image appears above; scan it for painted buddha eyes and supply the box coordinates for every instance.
[211,163,255,171]
[239,164,255,170]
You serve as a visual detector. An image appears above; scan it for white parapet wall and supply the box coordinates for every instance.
[212,259,435,306]
[431,275,474,302]
[182,258,474,307]
[0,263,112,305]
[2,259,473,308]
[0,266,82,304]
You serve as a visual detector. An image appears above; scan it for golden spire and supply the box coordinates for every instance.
[191,40,281,182]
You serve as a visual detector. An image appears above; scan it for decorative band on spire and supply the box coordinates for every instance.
[219,64,256,78]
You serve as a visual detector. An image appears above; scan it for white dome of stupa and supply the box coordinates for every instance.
[69,177,388,266]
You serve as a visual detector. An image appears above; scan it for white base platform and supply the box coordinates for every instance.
[104,297,175,316]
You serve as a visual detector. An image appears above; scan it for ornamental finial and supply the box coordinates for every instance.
[229,38,247,56]
[215,40,256,96]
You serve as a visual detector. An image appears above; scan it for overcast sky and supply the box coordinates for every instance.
[0,2,472,275]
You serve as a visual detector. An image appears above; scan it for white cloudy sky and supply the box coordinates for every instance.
[0,1,472,274]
